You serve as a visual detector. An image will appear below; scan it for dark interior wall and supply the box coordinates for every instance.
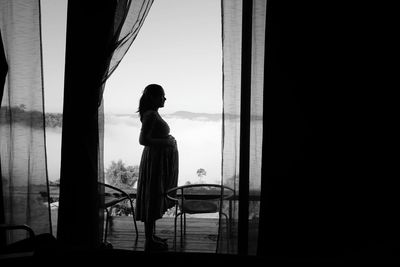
[259,1,394,260]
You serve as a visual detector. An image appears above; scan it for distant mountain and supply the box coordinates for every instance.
[0,106,239,129]
[0,105,62,128]
[106,111,224,121]
[165,111,262,121]
[166,111,222,121]
[111,111,255,121]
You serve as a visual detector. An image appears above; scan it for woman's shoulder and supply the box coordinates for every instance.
[143,110,158,116]
[142,110,158,121]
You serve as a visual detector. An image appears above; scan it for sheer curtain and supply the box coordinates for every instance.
[57,0,153,249]
[98,0,153,106]
[0,0,51,243]
[98,0,153,188]
[219,0,242,254]
[0,29,5,244]
[219,0,266,255]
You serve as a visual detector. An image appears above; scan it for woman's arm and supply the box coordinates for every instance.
[139,111,175,147]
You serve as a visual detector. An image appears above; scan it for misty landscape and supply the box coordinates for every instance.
[44,109,223,186]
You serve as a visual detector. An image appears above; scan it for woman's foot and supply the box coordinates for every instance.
[153,234,168,243]
[144,239,168,252]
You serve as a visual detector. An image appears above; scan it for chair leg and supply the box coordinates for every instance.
[104,209,110,243]
[174,212,183,249]
[220,212,230,236]
[215,213,230,252]
[129,199,138,239]
[174,214,177,248]
[180,212,183,246]
[173,204,178,249]
[216,213,222,252]
[183,213,186,236]
[221,212,230,251]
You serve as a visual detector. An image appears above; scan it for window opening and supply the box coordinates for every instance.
[41,0,68,233]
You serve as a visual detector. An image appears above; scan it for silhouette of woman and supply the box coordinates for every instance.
[135,84,178,251]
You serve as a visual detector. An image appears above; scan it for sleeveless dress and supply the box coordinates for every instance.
[135,110,179,222]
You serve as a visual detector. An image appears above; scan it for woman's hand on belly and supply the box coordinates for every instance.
[166,135,177,147]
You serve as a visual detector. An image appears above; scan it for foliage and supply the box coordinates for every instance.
[194,168,207,183]
[49,179,60,186]
[105,160,139,190]
[196,168,207,178]
[0,105,63,128]
[45,112,63,128]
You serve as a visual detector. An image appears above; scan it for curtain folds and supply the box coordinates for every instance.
[97,0,153,188]
[247,0,266,254]
[219,0,242,254]
[57,0,153,249]
[0,0,51,243]
[98,0,153,106]
[219,0,266,255]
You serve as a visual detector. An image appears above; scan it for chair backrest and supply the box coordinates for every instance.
[166,183,235,211]
[98,182,132,196]
[0,224,36,258]
[97,182,133,209]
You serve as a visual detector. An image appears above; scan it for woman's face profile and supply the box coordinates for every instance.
[152,89,166,108]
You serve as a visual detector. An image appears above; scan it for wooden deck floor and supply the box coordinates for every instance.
[105,215,225,253]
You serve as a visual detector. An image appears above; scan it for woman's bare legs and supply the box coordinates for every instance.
[152,221,168,243]
[144,219,167,251]
[144,220,154,241]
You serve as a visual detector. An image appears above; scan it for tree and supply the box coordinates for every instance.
[105,160,139,190]
[196,168,207,183]
[19,104,26,110]
[196,168,207,178]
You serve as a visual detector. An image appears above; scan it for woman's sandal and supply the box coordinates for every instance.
[153,235,168,243]
[145,239,168,252]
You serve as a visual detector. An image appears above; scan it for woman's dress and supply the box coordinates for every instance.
[135,110,179,222]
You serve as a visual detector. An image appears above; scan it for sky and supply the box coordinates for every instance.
[41,0,222,115]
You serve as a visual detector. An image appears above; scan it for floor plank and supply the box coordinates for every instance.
[105,216,221,253]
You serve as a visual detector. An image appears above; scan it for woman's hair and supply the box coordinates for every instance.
[137,84,164,121]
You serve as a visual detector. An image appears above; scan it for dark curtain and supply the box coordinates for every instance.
[0,0,51,244]
[57,0,153,249]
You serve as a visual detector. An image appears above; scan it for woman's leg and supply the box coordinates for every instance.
[152,221,168,243]
[144,219,167,251]
[144,219,154,241]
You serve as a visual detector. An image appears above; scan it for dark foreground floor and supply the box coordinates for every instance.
[3,245,400,266]
[2,249,265,266]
